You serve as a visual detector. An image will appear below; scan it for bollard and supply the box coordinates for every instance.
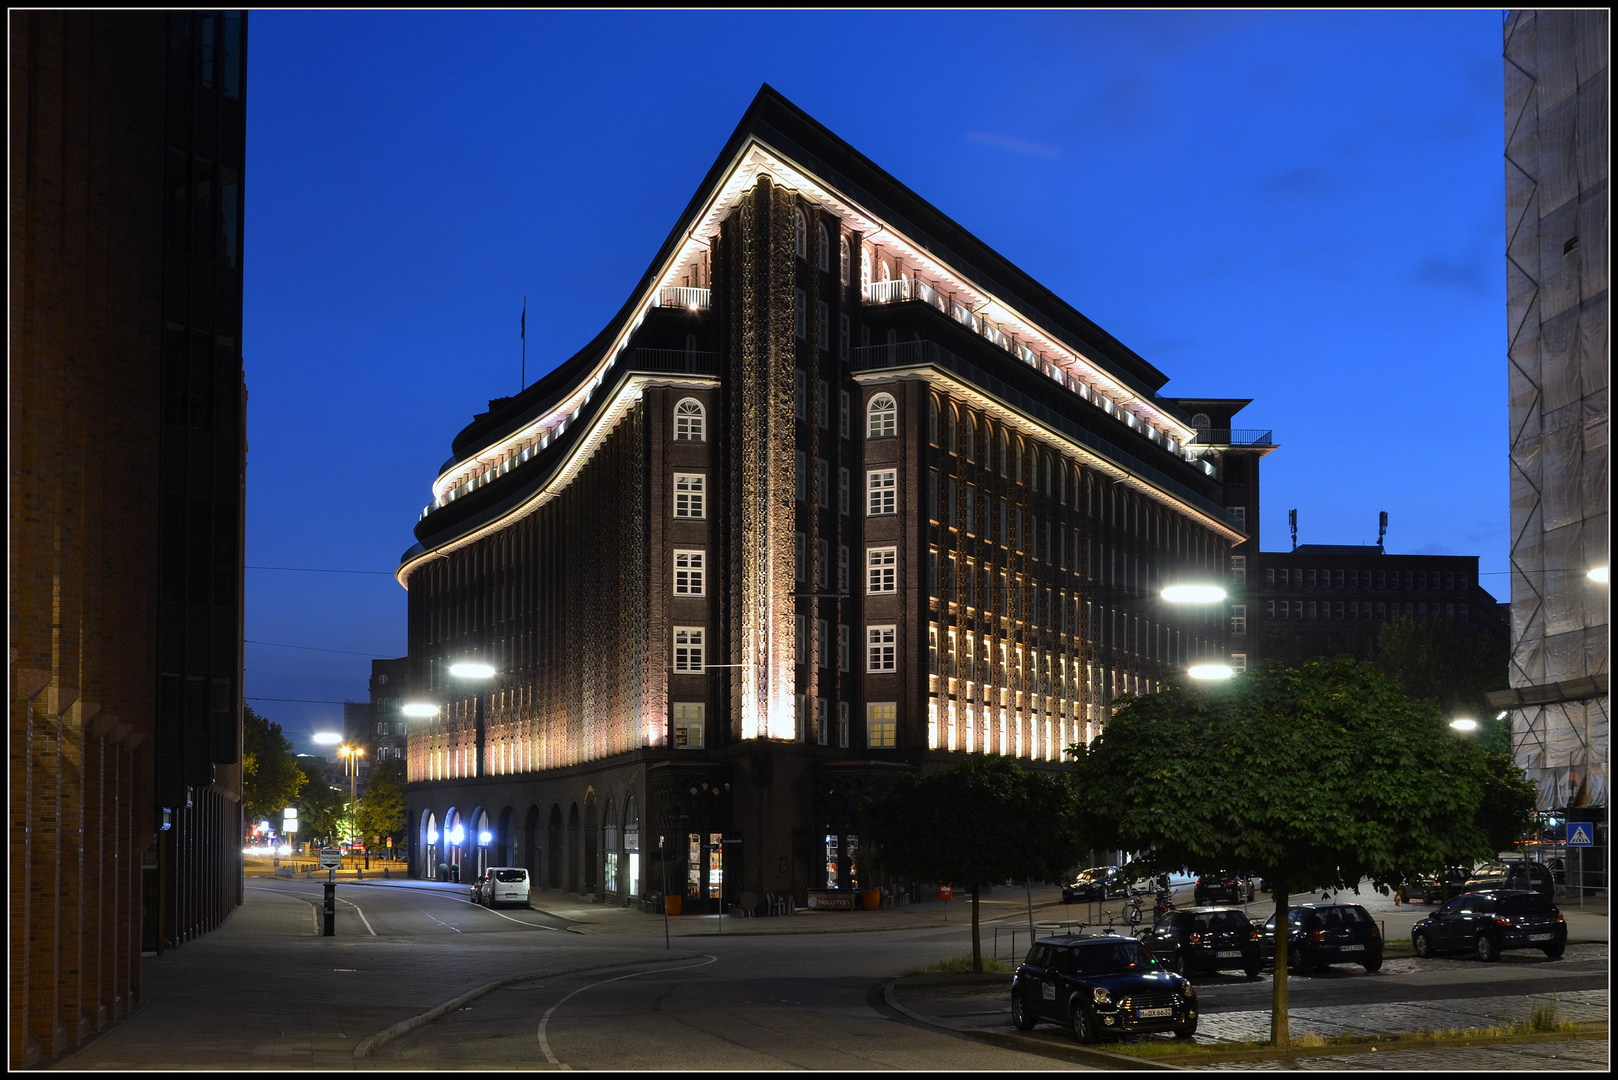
[323,880,336,936]
[357,868,363,881]
[384,867,390,879]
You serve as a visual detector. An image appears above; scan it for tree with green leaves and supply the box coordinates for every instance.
[295,759,346,847]
[242,705,307,831]
[356,758,407,852]
[1376,614,1511,754]
[862,756,1087,972]
[1068,656,1535,1046]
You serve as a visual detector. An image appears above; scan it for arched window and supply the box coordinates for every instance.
[867,393,897,438]
[961,413,975,461]
[1190,412,1211,433]
[927,396,939,445]
[879,258,891,282]
[674,398,705,442]
[840,236,850,285]
[999,429,1010,475]
[818,223,830,272]
[945,404,957,454]
[860,249,871,294]
[793,207,807,260]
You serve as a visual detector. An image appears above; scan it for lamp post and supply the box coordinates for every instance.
[339,745,365,854]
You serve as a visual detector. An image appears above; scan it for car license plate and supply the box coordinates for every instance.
[1340,944,1364,952]
[1216,950,1240,958]
[1530,933,1553,941]
[1136,1007,1173,1019]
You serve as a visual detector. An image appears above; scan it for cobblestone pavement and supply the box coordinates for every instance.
[1194,987,1607,1042]
[1202,1037,1607,1070]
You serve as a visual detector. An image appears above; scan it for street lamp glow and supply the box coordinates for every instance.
[450,661,495,679]
[312,732,342,746]
[1449,717,1479,731]
[1162,584,1227,604]
[479,830,492,846]
[1589,566,1609,583]
[1188,663,1235,680]
[402,702,440,718]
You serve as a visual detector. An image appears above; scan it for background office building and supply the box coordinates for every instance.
[398,88,1258,910]
[9,11,248,1067]
[1250,547,1510,667]
[1498,11,1609,873]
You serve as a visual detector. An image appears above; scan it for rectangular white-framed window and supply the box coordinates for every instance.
[867,546,898,593]
[838,545,849,593]
[795,451,807,502]
[794,288,806,339]
[839,389,851,437]
[1230,604,1246,634]
[838,701,850,748]
[837,624,850,671]
[1231,555,1246,584]
[1230,653,1247,674]
[673,473,705,519]
[867,702,897,748]
[839,314,851,362]
[673,550,706,596]
[672,627,705,672]
[816,697,829,745]
[817,300,830,352]
[817,619,830,667]
[817,380,830,429]
[673,703,705,748]
[1459,603,1468,622]
[1229,506,1246,530]
[795,532,806,582]
[816,458,830,508]
[1266,567,1276,586]
[867,469,897,515]
[867,625,896,672]
[796,615,807,660]
[815,539,829,587]
[794,370,806,420]
[838,467,850,515]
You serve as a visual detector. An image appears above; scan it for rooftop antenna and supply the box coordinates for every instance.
[1289,509,1297,552]
[1378,510,1388,552]
[520,296,527,391]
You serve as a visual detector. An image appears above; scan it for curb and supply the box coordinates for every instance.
[351,952,704,1059]
[1131,1024,1609,1066]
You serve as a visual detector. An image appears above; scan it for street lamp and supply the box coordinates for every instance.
[403,659,498,777]
[1159,580,1234,679]
[1589,566,1609,584]
[1449,717,1479,732]
[339,744,365,850]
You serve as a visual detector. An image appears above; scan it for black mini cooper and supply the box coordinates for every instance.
[1011,935,1197,1043]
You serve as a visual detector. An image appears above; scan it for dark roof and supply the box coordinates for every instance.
[445,84,1184,466]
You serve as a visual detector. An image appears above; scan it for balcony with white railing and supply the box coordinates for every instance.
[655,286,712,311]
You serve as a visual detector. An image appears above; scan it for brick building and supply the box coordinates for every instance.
[397,87,1258,909]
[9,11,247,1067]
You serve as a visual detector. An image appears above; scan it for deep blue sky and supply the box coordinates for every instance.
[243,10,1509,751]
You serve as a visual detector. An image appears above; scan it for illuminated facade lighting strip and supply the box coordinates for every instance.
[854,367,1245,544]
[398,372,719,588]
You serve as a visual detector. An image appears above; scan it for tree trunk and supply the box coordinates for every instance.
[1269,878,1289,1047]
[971,884,982,972]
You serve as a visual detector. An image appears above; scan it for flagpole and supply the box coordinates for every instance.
[521,296,527,391]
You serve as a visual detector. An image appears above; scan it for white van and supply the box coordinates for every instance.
[483,867,531,908]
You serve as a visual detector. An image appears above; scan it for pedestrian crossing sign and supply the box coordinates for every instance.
[1567,823,1594,847]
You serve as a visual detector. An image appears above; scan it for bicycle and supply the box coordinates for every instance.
[1125,893,1145,929]
[1153,888,1176,924]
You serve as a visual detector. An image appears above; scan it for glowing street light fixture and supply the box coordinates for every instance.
[1188,663,1235,681]
[1449,717,1479,732]
[401,702,440,718]
[1161,583,1227,604]
[1589,566,1609,583]
[450,660,495,679]
[312,731,342,745]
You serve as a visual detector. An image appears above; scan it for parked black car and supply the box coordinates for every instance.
[1462,861,1556,897]
[1193,871,1255,906]
[1140,907,1261,977]
[1259,903,1384,974]
[1404,866,1471,905]
[1411,889,1566,961]
[1011,935,1197,1043]
[1062,865,1131,903]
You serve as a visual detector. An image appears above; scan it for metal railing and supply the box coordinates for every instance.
[628,348,719,375]
[656,286,711,310]
[1191,428,1274,447]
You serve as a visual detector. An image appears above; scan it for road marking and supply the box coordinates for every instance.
[535,955,718,1065]
[245,884,376,935]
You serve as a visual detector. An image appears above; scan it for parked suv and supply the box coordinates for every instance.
[1010,935,1197,1043]
[1140,908,1261,977]
[1411,889,1566,961]
[1462,862,1555,897]
[1062,866,1131,903]
[1259,903,1383,974]
[1193,872,1255,906]
[1404,866,1471,905]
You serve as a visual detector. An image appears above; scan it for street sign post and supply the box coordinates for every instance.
[319,846,342,871]
[1567,823,1594,908]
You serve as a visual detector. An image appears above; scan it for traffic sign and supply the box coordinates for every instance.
[318,846,343,869]
[1567,823,1595,847]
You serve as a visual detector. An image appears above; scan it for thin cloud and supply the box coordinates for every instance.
[965,130,1062,159]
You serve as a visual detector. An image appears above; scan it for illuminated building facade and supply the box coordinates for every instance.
[399,87,1255,909]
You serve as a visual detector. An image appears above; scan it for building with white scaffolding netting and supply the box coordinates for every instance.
[1496,11,1609,872]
